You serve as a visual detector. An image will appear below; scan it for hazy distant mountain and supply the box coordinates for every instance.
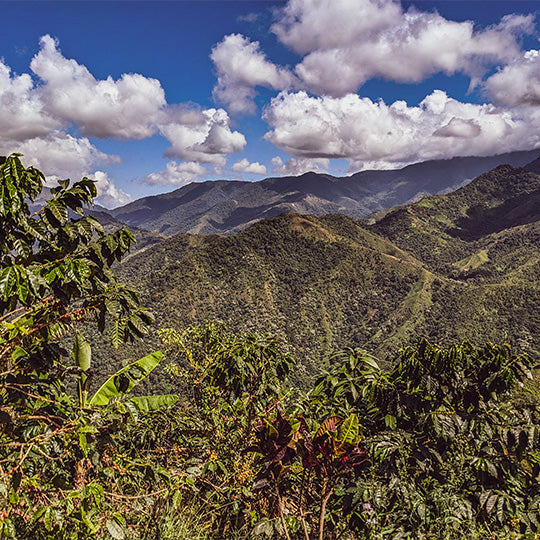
[109,150,540,236]
[107,162,539,385]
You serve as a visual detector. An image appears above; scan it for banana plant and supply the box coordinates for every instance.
[73,332,178,411]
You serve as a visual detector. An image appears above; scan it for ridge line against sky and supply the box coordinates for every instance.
[0,0,539,207]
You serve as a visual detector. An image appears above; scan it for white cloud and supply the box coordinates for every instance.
[0,131,118,181]
[231,158,267,174]
[211,33,295,114]
[90,171,132,208]
[484,49,540,107]
[433,118,482,138]
[290,9,534,96]
[0,60,59,141]
[270,155,329,176]
[271,0,402,55]
[264,90,540,169]
[30,35,166,139]
[0,34,253,196]
[210,1,535,117]
[159,107,246,166]
[141,161,207,187]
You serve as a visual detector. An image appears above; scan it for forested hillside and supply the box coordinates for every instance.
[1,155,539,540]
[109,164,539,388]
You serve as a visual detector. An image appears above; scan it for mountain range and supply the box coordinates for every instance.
[107,150,540,236]
[100,158,539,388]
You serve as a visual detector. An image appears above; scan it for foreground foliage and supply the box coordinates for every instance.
[0,156,539,539]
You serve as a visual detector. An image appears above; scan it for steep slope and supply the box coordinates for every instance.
[88,162,540,391]
[111,181,538,387]
[371,165,540,271]
[110,150,540,236]
[116,213,429,380]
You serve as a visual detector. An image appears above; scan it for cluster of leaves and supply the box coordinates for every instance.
[0,154,153,377]
[155,323,295,537]
[248,411,368,540]
[303,340,540,538]
[0,155,174,539]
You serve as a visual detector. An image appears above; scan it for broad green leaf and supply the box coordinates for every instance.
[112,319,125,349]
[16,271,29,303]
[43,507,53,531]
[13,238,31,260]
[78,433,88,457]
[11,346,28,362]
[486,493,498,514]
[88,351,163,406]
[47,199,68,222]
[385,414,397,430]
[73,332,91,372]
[129,394,179,411]
[0,267,16,298]
[338,413,359,445]
[106,515,126,540]
[0,517,15,538]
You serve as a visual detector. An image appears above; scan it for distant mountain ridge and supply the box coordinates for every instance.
[109,150,540,236]
[105,161,539,386]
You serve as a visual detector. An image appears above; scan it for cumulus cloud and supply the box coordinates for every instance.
[159,107,246,166]
[290,9,534,96]
[433,118,482,138]
[264,90,540,169]
[0,131,129,208]
[0,60,59,141]
[30,35,166,139]
[0,34,258,202]
[141,161,207,187]
[90,171,132,208]
[0,132,118,181]
[211,33,295,114]
[271,0,402,55]
[231,158,267,174]
[485,49,540,107]
[210,0,535,113]
[270,155,329,176]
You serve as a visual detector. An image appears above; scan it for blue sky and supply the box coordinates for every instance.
[0,0,539,207]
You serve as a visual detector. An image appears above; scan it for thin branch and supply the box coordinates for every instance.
[104,488,169,501]
[275,481,292,540]
[318,477,334,540]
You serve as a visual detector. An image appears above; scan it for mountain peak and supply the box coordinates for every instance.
[109,150,540,236]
